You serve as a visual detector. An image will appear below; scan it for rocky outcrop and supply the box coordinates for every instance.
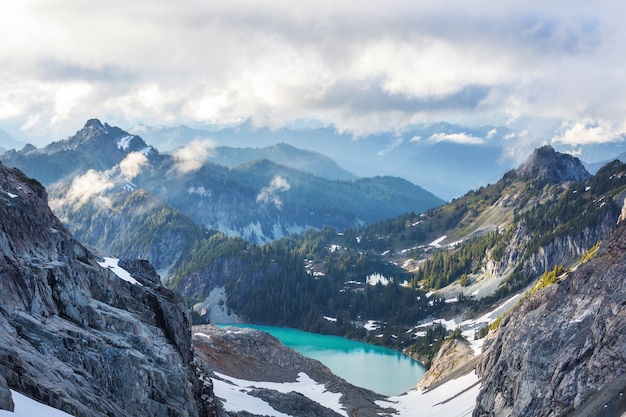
[192,324,392,417]
[417,338,477,391]
[0,162,216,417]
[474,213,626,416]
[516,145,590,183]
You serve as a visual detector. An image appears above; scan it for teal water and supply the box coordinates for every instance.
[222,324,425,396]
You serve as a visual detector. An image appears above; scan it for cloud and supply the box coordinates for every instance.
[119,152,149,179]
[256,175,291,208]
[50,169,113,211]
[377,137,404,157]
[428,132,485,145]
[171,139,215,174]
[0,0,625,146]
[50,152,151,211]
[551,121,624,146]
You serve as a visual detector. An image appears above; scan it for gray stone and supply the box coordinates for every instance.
[0,374,13,412]
[0,162,217,417]
[474,209,626,417]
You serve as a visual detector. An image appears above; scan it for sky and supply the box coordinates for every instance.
[1,0,626,148]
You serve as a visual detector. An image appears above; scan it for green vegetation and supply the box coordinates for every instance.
[410,231,505,289]
[581,241,602,264]
[406,323,448,369]
[446,326,465,341]
[530,265,565,294]
[488,315,503,332]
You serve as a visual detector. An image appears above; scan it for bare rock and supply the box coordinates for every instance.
[0,162,217,417]
[474,213,626,417]
[0,374,13,412]
[417,337,476,391]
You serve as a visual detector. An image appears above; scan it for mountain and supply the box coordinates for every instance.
[0,127,26,152]
[475,207,626,416]
[1,119,155,185]
[2,119,443,244]
[210,143,357,180]
[0,161,217,416]
[585,150,626,174]
[167,146,626,352]
[130,121,524,200]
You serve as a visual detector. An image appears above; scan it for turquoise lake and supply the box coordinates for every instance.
[222,324,425,396]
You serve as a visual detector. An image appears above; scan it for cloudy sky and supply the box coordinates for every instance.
[1,0,625,147]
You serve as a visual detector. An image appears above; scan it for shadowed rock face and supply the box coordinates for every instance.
[474,212,626,417]
[515,145,591,184]
[0,162,216,417]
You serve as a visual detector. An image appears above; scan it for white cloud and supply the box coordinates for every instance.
[0,0,626,146]
[119,152,148,179]
[50,169,113,211]
[428,132,485,145]
[257,175,291,208]
[551,121,624,146]
[171,139,216,174]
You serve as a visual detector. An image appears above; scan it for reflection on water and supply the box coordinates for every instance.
[222,324,425,396]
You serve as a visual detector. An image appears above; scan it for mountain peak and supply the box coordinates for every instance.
[84,118,106,129]
[516,145,590,183]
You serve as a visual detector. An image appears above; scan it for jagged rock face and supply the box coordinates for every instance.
[516,145,590,183]
[474,217,626,416]
[0,162,216,417]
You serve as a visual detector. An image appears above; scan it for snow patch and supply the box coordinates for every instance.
[429,235,447,248]
[116,135,134,150]
[366,273,391,286]
[213,371,348,417]
[187,186,210,197]
[377,371,480,417]
[0,390,76,417]
[329,244,343,253]
[323,316,337,322]
[363,320,380,331]
[97,257,142,286]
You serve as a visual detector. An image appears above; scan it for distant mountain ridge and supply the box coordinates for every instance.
[130,121,523,200]
[1,119,443,246]
[211,143,357,180]
[0,127,26,153]
[1,119,155,185]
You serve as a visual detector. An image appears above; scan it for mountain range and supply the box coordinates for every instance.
[1,138,625,416]
[0,119,443,246]
[130,121,523,200]
[129,121,626,201]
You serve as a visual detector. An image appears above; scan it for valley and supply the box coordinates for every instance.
[1,119,626,416]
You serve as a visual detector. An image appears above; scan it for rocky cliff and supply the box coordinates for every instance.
[474,206,626,416]
[0,162,216,416]
[515,145,591,183]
